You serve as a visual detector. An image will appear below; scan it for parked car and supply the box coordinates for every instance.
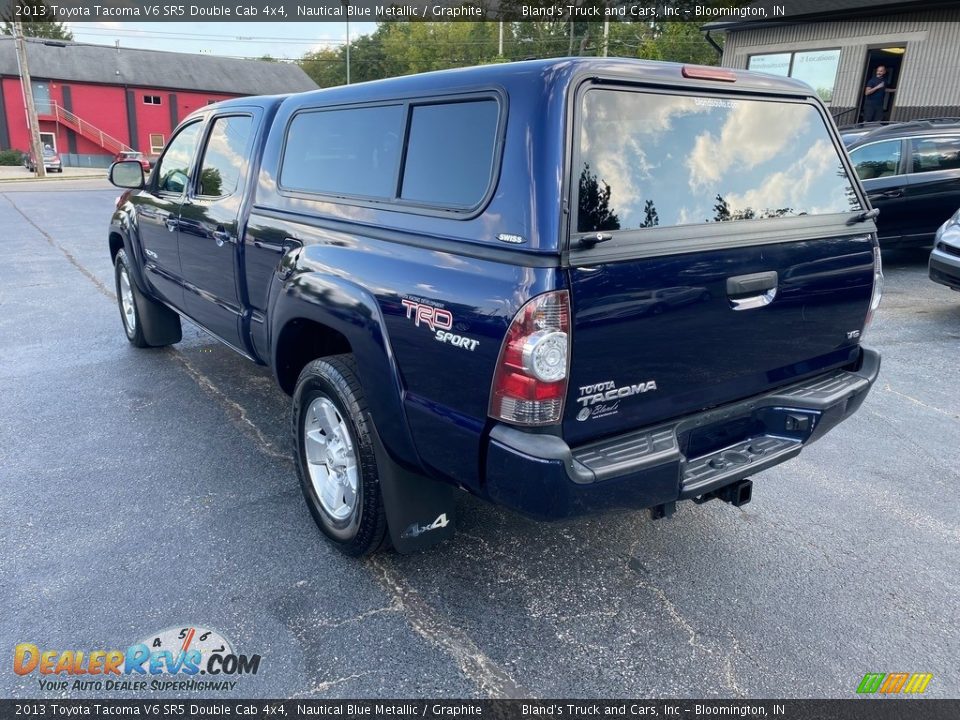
[929,207,960,291]
[838,117,960,146]
[838,121,891,145]
[106,58,882,556]
[845,119,960,247]
[25,145,62,173]
[114,150,151,173]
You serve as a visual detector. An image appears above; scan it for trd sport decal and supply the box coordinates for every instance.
[401,297,479,351]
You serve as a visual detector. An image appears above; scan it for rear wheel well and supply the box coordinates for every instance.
[109,233,124,263]
[275,319,352,395]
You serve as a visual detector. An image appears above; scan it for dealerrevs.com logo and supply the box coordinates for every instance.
[14,626,261,693]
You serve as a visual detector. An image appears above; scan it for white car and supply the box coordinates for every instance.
[929,208,960,291]
[26,146,63,173]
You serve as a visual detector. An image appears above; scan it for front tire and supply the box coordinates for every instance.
[114,248,181,348]
[292,355,389,557]
[114,249,149,347]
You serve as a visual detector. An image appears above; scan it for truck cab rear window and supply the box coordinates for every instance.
[576,90,861,233]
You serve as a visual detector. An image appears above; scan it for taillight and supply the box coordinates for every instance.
[489,290,571,426]
[863,245,883,337]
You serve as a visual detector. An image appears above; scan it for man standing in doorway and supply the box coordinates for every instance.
[863,65,889,122]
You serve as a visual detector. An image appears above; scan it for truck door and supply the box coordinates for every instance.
[176,112,256,352]
[136,120,204,308]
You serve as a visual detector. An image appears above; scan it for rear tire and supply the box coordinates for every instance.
[292,355,389,557]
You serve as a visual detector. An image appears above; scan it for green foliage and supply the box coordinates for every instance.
[1,1,73,40]
[0,148,25,166]
[298,19,724,88]
[635,22,722,66]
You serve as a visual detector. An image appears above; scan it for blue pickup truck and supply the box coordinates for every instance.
[107,58,882,555]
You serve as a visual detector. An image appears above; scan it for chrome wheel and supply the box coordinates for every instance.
[119,266,136,334]
[303,396,359,522]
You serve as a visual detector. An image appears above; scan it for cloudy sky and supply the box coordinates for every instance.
[64,22,377,61]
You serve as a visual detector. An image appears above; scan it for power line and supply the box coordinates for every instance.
[67,26,353,43]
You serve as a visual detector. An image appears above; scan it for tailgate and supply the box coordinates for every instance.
[563,84,874,445]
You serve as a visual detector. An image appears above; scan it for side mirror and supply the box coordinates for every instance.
[109,160,145,189]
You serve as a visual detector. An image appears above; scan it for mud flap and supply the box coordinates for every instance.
[133,286,182,347]
[370,420,457,554]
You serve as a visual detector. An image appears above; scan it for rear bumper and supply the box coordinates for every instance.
[929,244,960,291]
[484,347,880,520]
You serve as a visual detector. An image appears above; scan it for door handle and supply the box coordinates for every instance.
[729,288,777,310]
[212,228,235,247]
[164,218,178,232]
[727,271,778,311]
[878,189,904,198]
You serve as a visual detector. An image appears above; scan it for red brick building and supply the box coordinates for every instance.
[0,37,316,166]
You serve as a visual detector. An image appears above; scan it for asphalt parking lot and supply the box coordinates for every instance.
[1,179,958,700]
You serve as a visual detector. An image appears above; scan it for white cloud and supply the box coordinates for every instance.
[724,139,838,215]
[686,102,810,191]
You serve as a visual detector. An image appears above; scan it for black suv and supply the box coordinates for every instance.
[845,119,960,248]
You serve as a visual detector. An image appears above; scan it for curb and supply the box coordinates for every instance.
[0,174,106,183]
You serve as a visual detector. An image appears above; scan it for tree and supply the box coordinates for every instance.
[299,47,344,88]
[299,25,393,88]
[712,194,731,223]
[577,164,620,232]
[635,21,721,66]
[2,1,73,40]
[641,199,659,228]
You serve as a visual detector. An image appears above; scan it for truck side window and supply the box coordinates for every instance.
[197,115,253,198]
[281,105,404,199]
[400,100,499,208]
[156,122,202,195]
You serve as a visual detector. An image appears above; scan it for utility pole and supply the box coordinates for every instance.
[341,2,351,85]
[498,21,504,57]
[603,19,610,57]
[13,21,46,178]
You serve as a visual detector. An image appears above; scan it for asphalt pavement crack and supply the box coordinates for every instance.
[369,556,527,699]
[315,601,403,629]
[293,672,373,697]
[1,192,114,300]
[626,536,749,697]
[722,634,746,699]
[883,382,959,420]
[164,349,292,463]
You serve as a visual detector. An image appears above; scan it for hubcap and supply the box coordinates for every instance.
[119,267,136,333]
[303,397,359,522]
